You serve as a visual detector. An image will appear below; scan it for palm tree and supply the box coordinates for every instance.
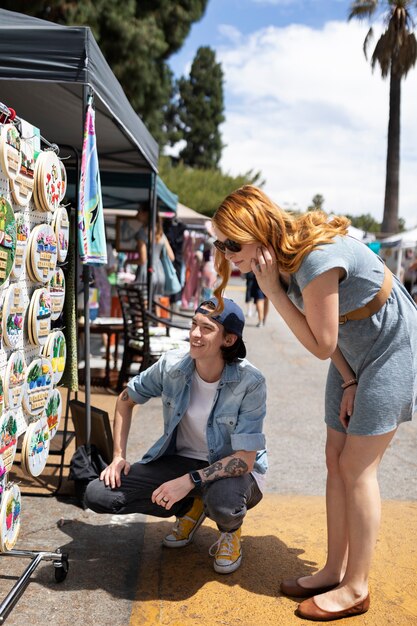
[349,1,417,234]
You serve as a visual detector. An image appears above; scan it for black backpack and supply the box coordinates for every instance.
[69,444,108,509]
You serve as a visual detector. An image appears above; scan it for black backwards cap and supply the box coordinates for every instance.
[195,297,246,359]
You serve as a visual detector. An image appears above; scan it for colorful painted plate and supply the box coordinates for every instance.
[0,411,18,473]
[0,457,6,498]
[49,268,65,321]
[28,287,52,346]
[21,416,50,477]
[34,150,62,213]
[10,133,35,206]
[0,197,16,286]
[10,214,29,279]
[0,482,21,551]
[22,357,53,416]
[0,123,22,181]
[52,206,69,263]
[44,388,62,439]
[42,330,66,384]
[4,351,26,410]
[26,223,57,284]
[1,283,25,349]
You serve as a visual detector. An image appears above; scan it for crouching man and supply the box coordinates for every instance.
[85,297,267,574]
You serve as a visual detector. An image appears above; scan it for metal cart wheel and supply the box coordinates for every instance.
[53,554,69,583]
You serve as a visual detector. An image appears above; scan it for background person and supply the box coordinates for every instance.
[211,185,417,621]
[85,297,267,575]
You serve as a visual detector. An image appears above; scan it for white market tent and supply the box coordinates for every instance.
[379,227,417,278]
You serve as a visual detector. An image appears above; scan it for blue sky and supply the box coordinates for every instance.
[168,0,417,229]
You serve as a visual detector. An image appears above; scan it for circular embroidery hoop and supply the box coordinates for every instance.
[10,135,35,206]
[49,268,65,321]
[0,411,18,473]
[26,223,57,284]
[0,197,16,287]
[0,457,6,498]
[0,123,22,181]
[1,284,25,349]
[52,206,69,263]
[21,416,50,477]
[4,351,26,410]
[42,330,66,384]
[28,288,52,346]
[34,150,62,213]
[58,160,67,203]
[11,214,29,279]
[0,482,21,551]
[44,388,62,439]
[22,357,53,416]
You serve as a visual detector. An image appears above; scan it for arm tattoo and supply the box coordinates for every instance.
[224,457,248,476]
[121,391,130,401]
[202,462,223,478]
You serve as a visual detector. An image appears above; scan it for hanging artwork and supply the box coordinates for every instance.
[10,132,36,206]
[10,213,29,279]
[0,123,22,181]
[0,196,16,286]
[22,357,53,416]
[1,283,25,349]
[42,330,66,384]
[21,416,50,477]
[27,287,52,346]
[52,206,69,263]
[44,388,62,439]
[0,457,6,497]
[0,411,18,473]
[26,223,57,283]
[0,482,21,551]
[49,268,66,321]
[58,160,67,203]
[33,150,63,213]
[4,351,26,410]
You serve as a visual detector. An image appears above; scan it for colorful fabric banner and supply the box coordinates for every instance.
[78,96,107,265]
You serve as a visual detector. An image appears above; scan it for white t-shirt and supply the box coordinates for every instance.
[176,370,219,461]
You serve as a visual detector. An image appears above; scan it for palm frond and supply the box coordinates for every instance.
[364,27,374,59]
[348,0,378,21]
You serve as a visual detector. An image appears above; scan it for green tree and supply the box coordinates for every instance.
[174,46,225,168]
[159,156,264,216]
[307,193,325,212]
[349,0,417,235]
[0,0,209,144]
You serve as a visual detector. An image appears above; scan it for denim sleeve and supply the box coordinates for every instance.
[127,356,166,404]
[230,378,267,452]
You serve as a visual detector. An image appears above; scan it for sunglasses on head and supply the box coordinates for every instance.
[213,239,242,254]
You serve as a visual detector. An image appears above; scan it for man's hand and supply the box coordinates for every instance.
[151,474,193,511]
[100,456,131,489]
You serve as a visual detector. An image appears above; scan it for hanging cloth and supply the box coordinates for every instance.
[77,95,107,266]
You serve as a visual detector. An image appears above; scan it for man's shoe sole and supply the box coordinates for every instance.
[213,554,242,574]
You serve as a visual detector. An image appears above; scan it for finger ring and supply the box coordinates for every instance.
[162,497,168,504]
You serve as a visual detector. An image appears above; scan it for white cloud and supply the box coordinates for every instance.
[217,20,417,227]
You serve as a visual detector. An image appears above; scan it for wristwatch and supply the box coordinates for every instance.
[189,470,202,490]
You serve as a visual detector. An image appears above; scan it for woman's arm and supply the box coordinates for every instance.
[164,235,175,262]
[137,239,147,266]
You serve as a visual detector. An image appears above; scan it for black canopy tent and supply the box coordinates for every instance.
[0,8,159,446]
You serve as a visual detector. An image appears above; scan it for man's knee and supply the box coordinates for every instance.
[203,482,246,527]
[84,478,124,514]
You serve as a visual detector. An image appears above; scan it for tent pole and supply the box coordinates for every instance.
[148,172,158,311]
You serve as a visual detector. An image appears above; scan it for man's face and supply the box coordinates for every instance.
[189,311,228,361]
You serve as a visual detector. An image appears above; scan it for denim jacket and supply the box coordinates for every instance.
[127,349,268,475]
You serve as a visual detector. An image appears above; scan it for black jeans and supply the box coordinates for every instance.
[84,454,263,532]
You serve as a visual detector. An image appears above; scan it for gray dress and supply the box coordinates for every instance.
[287,236,417,435]
[136,229,166,296]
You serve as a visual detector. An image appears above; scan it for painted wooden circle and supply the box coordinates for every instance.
[0,123,22,181]
[22,416,50,477]
[34,151,62,213]
[22,357,53,416]
[11,214,29,279]
[9,135,35,206]
[0,411,18,473]
[1,284,25,349]
[0,197,16,286]
[0,483,21,551]
[43,330,66,384]
[49,268,65,321]
[27,223,57,283]
[0,457,6,498]
[28,288,52,346]
[52,206,69,263]
[44,388,62,439]
[4,351,26,410]
[58,160,67,202]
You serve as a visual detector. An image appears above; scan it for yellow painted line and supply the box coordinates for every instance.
[130,495,417,626]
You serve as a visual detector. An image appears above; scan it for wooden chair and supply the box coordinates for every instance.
[116,283,190,391]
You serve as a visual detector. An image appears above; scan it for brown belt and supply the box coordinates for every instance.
[339,265,392,325]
